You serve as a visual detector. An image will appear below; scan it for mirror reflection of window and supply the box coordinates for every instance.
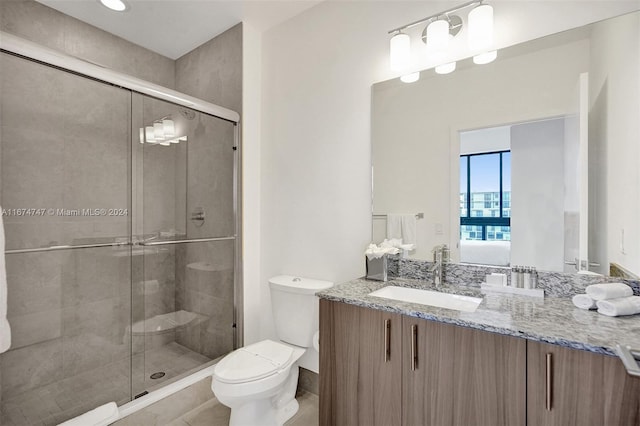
[459,143,511,241]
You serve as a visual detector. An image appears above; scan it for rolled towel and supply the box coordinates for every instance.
[596,296,640,317]
[572,294,597,310]
[585,283,633,301]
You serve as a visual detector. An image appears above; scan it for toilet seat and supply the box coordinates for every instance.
[214,340,294,384]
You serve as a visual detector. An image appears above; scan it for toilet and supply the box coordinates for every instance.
[211,275,333,426]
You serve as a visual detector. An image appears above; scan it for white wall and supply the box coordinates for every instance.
[249,1,640,359]
[460,126,511,155]
[510,119,566,271]
[242,22,263,346]
[588,11,640,276]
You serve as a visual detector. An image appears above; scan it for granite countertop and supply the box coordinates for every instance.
[316,277,640,356]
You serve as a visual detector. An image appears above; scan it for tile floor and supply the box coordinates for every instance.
[166,390,319,426]
[114,376,319,426]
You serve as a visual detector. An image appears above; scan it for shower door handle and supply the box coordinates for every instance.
[5,241,131,254]
[137,236,235,246]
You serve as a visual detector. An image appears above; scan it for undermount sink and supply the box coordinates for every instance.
[368,286,482,313]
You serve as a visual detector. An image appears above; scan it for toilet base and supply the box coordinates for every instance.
[227,393,300,426]
[225,365,300,426]
[276,398,299,425]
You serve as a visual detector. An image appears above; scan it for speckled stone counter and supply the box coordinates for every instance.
[317,277,640,357]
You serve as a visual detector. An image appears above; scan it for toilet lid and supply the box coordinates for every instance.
[214,340,294,384]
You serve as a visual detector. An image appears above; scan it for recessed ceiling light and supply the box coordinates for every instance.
[99,0,127,12]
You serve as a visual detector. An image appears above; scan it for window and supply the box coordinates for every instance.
[459,151,511,241]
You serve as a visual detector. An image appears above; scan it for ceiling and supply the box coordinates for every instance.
[35,0,322,59]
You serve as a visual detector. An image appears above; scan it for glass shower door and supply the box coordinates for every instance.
[0,52,132,425]
[132,94,237,396]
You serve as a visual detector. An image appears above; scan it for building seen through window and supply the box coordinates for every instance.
[460,151,511,241]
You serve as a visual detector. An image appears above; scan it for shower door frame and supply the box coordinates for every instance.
[0,27,244,390]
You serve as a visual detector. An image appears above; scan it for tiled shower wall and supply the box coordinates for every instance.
[174,23,242,357]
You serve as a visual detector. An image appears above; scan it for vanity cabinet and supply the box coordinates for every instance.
[319,299,402,426]
[527,341,640,426]
[320,300,526,426]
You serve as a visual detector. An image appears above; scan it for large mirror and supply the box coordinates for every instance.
[372,10,640,277]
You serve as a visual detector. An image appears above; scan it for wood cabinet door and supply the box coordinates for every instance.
[451,326,526,426]
[402,316,456,426]
[319,300,402,426]
[528,341,640,426]
[402,317,526,426]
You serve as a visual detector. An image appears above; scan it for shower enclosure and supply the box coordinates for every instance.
[0,40,240,425]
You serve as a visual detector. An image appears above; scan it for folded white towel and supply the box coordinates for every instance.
[0,205,10,354]
[597,296,640,317]
[400,214,417,246]
[585,283,633,301]
[58,401,119,426]
[386,214,402,240]
[386,214,417,248]
[572,294,597,310]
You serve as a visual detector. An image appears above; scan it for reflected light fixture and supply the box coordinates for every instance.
[388,1,497,77]
[99,0,127,12]
[435,62,456,74]
[400,72,420,83]
[473,50,497,64]
[139,117,187,146]
[390,32,411,71]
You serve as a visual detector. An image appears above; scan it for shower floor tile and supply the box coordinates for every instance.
[0,342,211,426]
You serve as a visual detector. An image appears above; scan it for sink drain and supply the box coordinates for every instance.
[150,372,165,380]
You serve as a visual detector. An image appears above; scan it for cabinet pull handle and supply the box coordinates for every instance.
[545,353,553,411]
[410,324,418,371]
[384,319,391,362]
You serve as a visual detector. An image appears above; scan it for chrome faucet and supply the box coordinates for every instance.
[430,244,448,286]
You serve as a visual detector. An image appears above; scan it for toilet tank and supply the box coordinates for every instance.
[269,275,333,347]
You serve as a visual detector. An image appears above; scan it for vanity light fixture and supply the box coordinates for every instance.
[388,0,497,79]
[99,0,127,12]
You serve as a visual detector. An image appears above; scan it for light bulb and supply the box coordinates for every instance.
[435,62,456,74]
[390,32,411,72]
[473,50,497,64]
[426,19,449,59]
[400,72,420,83]
[468,4,494,51]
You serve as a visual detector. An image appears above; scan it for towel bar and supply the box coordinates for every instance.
[372,213,424,220]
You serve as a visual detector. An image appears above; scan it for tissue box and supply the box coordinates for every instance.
[366,255,388,281]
